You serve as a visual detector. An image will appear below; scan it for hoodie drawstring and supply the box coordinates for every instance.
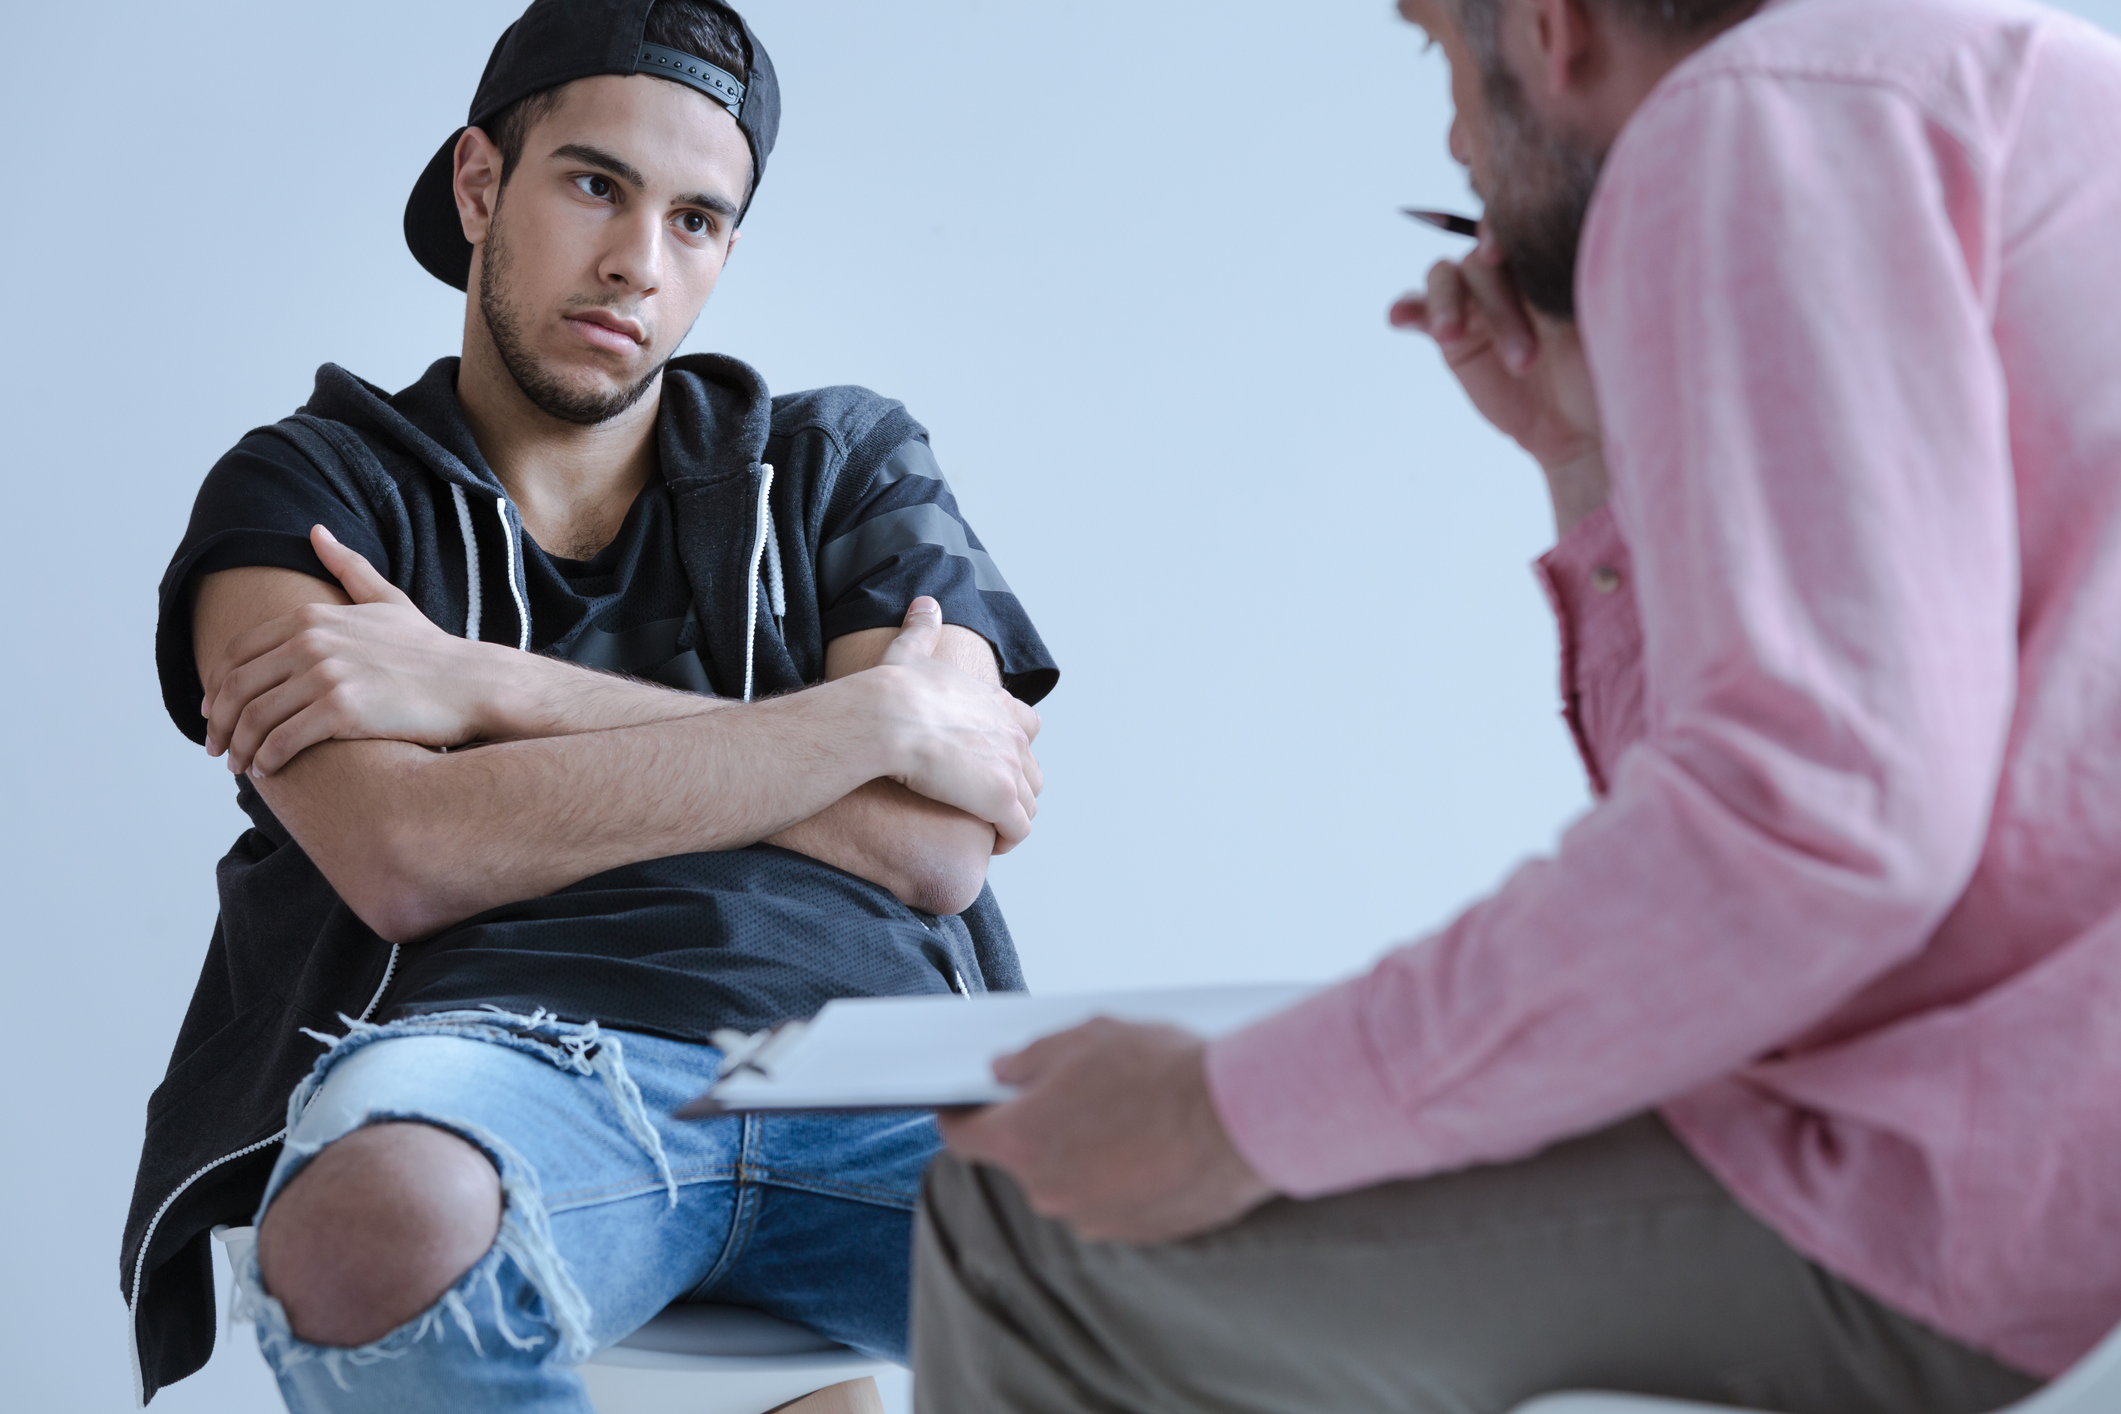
[743,463,777,703]
[449,484,484,642]
[446,484,530,650]
[762,495,786,638]
[497,496,531,651]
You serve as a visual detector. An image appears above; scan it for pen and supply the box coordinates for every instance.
[1402,208,1480,237]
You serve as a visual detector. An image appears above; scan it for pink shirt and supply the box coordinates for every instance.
[1207,0,2121,1378]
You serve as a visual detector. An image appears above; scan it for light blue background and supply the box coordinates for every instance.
[4,1,2115,1409]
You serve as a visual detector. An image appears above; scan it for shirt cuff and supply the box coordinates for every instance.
[1533,503,1637,671]
[1204,977,1430,1199]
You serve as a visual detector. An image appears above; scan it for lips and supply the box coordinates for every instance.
[563,309,647,354]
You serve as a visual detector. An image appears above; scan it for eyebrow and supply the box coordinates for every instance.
[549,141,740,219]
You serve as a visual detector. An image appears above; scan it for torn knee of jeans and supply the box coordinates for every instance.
[236,1197,596,1384]
[239,1120,597,1382]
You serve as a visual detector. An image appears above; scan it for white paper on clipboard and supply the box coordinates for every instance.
[680,982,1315,1115]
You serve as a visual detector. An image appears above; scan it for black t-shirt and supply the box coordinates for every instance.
[536,486,715,691]
[167,380,1055,1039]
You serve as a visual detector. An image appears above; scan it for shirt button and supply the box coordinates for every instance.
[1591,567,1623,594]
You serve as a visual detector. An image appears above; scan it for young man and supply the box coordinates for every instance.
[119,2,1057,1408]
[912,0,2121,1409]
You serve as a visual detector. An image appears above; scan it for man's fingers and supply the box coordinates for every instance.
[990,797,1035,855]
[991,1023,1094,1086]
[989,1036,1054,1089]
[1388,293,1430,330]
[1424,260,1466,338]
[247,700,344,778]
[312,525,412,607]
[207,609,326,711]
[1010,698,1042,744]
[1011,757,1041,835]
[223,673,329,774]
[883,597,944,664]
[993,765,1036,849]
[933,1106,974,1150]
[871,636,1044,846]
[205,648,302,756]
[935,1103,1010,1165]
[1458,251,1536,374]
[1420,245,1537,373]
[938,1097,1046,1172]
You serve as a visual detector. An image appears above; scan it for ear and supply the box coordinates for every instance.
[453,127,504,247]
[1524,0,1599,96]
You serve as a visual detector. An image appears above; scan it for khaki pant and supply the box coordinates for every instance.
[911,1115,2041,1414]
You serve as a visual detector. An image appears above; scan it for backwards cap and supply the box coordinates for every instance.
[402,0,780,290]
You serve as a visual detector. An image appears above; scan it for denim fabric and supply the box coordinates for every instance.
[232,1008,936,1414]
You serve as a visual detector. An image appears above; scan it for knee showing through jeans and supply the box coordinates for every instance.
[257,1121,503,1348]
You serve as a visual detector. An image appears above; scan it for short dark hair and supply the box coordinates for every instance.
[1448,0,1757,65]
[484,0,752,183]
[1598,0,1759,34]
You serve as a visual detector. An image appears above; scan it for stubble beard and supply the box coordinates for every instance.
[1475,63,1606,321]
[477,189,666,427]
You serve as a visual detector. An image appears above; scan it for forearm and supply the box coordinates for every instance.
[768,779,996,915]
[261,679,892,943]
[201,567,1038,937]
[467,643,728,739]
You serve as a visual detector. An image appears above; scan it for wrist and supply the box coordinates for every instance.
[829,667,914,781]
[478,644,576,740]
[1538,443,1610,540]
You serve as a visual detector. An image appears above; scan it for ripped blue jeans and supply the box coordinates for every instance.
[232,1009,937,1413]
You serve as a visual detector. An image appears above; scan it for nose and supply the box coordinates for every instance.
[598,206,662,296]
[1448,113,1471,168]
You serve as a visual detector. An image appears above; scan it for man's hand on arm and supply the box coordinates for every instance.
[201,525,722,777]
[937,1019,1279,1244]
[1391,231,1609,538]
[192,556,1041,944]
[767,609,1022,916]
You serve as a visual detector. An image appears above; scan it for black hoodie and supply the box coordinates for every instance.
[122,353,1055,1402]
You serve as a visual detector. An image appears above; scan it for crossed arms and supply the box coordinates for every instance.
[192,527,1043,945]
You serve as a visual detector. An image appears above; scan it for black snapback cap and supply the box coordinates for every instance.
[403,0,780,290]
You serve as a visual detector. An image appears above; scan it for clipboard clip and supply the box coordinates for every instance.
[707,1020,811,1082]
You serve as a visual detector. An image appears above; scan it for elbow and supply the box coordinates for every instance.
[355,898,448,950]
[1868,748,1996,922]
[247,745,477,945]
[903,865,990,919]
[1676,716,1994,925]
[892,838,994,918]
[1883,806,1986,932]
[332,818,463,945]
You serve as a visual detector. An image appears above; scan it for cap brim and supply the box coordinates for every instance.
[404,127,474,291]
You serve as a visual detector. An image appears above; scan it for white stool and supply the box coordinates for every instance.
[1509,1316,2121,1414]
[212,1226,895,1414]
[581,1303,895,1414]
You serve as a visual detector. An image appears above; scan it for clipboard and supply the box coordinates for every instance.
[678,983,1315,1116]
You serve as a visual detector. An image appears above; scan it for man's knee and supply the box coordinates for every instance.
[917,1152,1022,1282]
[915,1155,1136,1414]
[257,1120,502,1348]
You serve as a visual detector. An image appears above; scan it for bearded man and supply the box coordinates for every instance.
[909,0,2121,1410]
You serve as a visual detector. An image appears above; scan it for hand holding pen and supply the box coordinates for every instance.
[1390,207,1607,534]
[1391,208,1539,374]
